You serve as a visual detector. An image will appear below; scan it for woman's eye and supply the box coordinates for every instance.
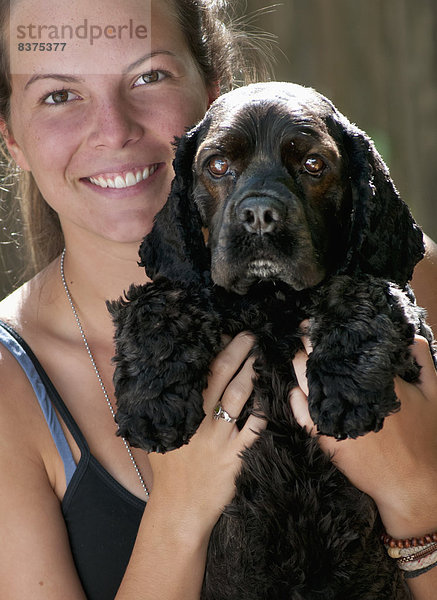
[303,155,325,176]
[43,89,78,105]
[133,71,166,87]
[207,156,230,177]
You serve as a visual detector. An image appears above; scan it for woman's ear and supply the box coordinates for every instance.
[0,119,31,171]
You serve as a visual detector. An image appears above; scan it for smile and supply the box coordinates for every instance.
[86,165,159,189]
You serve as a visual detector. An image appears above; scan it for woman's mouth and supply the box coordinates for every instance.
[85,164,159,189]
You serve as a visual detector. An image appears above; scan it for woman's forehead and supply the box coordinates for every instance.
[8,0,185,76]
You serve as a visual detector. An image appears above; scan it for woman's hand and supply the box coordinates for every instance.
[119,333,265,599]
[290,329,437,540]
[147,332,265,542]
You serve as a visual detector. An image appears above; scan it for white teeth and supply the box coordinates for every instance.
[114,175,126,189]
[87,165,158,189]
[125,172,137,186]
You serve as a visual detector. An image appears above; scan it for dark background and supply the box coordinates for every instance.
[1,0,436,299]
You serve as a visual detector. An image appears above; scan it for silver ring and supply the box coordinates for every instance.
[213,402,237,424]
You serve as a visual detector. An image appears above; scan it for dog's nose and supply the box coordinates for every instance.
[237,196,285,234]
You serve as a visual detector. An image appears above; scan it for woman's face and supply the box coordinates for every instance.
[5,0,213,246]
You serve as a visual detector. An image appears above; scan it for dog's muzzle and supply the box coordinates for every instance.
[237,196,286,235]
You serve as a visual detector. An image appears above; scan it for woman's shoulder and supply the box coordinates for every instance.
[0,281,36,394]
[0,267,60,440]
[0,259,65,348]
[0,273,66,491]
[0,261,53,322]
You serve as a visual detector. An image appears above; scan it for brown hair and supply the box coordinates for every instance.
[0,0,272,286]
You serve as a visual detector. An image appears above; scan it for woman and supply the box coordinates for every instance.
[0,1,436,599]
[0,1,266,598]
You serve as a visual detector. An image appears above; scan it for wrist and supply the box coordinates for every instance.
[372,471,437,539]
[378,507,437,541]
[377,500,437,541]
[118,493,211,599]
[143,490,213,551]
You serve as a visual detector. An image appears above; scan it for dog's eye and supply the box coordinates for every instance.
[207,156,230,177]
[303,156,325,176]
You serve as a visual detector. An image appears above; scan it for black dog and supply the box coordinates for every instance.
[108,82,436,599]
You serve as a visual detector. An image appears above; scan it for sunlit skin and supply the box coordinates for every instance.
[0,2,266,598]
[0,0,436,597]
[5,0,213,250]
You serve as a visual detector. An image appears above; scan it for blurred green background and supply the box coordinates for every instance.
[1,0,436,299]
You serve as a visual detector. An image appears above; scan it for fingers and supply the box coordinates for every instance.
[289,386,315,435]
[289,323,313,432]
[215,355,255,425]
[204,332,254,414]
[293,348,309,396]
[212,352,267,446]
[204,332,266,446]
[238,411,266,447]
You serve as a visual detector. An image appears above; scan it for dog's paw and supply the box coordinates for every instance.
[116,386,206,453]
[306,350,401,439]
[109,279,222,452]
[304,276,426,439]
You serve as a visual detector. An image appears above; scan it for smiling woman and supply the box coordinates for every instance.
[0,1,269,599]
[1,1,437,599]
[4,0,215,260]
[1,0,260,279]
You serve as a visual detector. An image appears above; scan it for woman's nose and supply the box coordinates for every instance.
[87,96,144,150]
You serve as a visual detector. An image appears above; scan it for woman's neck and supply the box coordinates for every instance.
[0,234,150,350]
[65,241,148,302]
[60,235,151,339]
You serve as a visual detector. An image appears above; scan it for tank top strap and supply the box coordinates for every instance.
[0,320,88,486]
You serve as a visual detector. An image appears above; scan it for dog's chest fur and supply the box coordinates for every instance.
[108,83,435,599]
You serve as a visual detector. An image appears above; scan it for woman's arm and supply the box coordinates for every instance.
[0,350,88,599]
[411,234,437,331]
[116,333,264,600]
[290,336,437,600]
[0,333,263,600]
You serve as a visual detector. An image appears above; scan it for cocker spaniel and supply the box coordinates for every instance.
[108,82,436,599]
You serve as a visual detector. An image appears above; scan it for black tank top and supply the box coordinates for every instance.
[0,321,146,599]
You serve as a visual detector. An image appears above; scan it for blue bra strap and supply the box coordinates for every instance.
[0,325,77,486]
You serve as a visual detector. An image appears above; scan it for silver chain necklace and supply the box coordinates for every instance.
[60,249,149,500]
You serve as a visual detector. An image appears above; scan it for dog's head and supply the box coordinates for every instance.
[141,82,424,294]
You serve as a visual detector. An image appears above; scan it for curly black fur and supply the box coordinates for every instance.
[108,83,436,599]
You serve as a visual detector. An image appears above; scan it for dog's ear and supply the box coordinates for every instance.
[336,118,424,286]
[138,122,210,284]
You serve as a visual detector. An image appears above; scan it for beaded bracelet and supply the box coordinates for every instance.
[385,542,437,560]
[381,530,437,549]
[382,531,437,579]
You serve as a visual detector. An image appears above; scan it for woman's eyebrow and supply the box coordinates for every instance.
[23,51,177,89]
[24,74,84,90]
[124,50,176,74]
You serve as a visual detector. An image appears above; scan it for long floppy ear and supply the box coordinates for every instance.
[336,117,424,286]
[138,121,210,285]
